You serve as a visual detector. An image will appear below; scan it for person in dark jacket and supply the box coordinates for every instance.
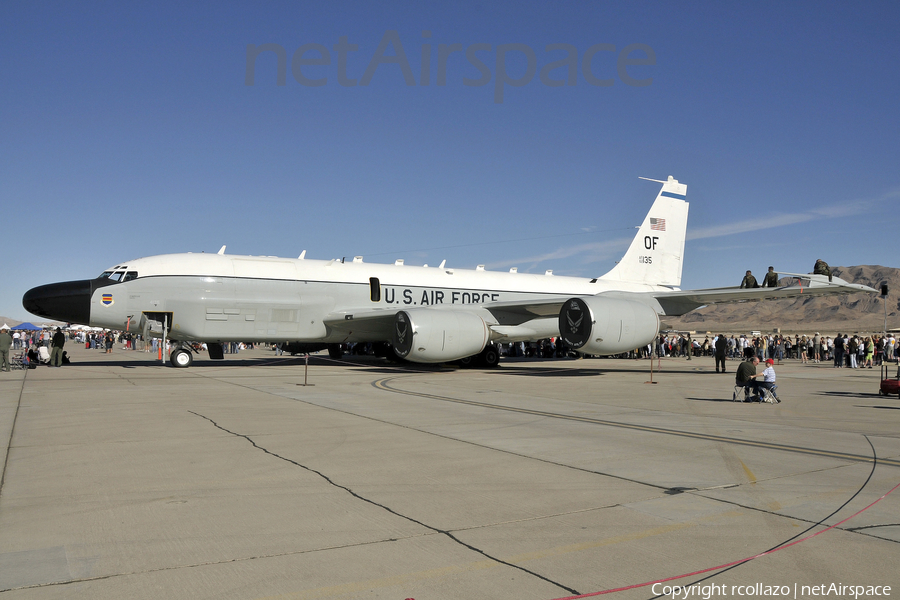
[715,334,728,373]
[814,259,832,282]
[735,356,760,401]
[762,266,779,287]
[50,327,66,367]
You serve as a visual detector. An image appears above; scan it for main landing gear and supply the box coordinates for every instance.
[458,344,501,369]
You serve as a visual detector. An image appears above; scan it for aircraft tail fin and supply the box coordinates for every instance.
[601,176,689,287]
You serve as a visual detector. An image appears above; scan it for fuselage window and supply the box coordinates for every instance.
[369,277,381,302]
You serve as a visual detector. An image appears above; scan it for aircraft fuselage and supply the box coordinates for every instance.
[25,253,662,344]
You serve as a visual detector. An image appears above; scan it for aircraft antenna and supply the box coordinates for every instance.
[217,245,226,255]
[639,175,678,184]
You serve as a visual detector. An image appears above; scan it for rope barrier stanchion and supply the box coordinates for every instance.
[296,353,315,387]
[645,349,658,384]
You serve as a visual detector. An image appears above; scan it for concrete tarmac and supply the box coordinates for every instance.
[1,345,898,599]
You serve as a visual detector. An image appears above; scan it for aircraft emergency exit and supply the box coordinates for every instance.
[22,177,877,368]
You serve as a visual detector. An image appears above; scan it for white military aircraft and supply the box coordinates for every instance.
[23,177,876,368]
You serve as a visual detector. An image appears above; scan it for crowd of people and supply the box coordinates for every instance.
[647,332,898,367]
[4,328,52,350]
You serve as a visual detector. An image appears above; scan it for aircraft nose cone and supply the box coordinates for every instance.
[23,279,93,324]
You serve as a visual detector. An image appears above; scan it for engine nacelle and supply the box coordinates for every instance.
[558,296,660,355]
[393,309,490,363]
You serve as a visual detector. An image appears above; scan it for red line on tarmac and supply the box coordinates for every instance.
[550,480,900,600]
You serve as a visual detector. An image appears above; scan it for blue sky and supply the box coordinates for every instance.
[2,1,898,321]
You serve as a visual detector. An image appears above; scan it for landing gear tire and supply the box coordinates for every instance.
[327,344,343,360]
[171,348,193,368]
[459,345,500,369]
[479,344,500,369]
[458,355,476,368]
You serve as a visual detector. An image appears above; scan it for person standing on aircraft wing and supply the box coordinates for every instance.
[740,270,759,288]
[814,259,833,282]
[762,266,779,287]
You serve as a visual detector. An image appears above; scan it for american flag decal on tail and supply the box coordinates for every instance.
[650,218,666,231]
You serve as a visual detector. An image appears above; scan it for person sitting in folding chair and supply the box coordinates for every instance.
[749,358,780,403]
[734,356,760,402]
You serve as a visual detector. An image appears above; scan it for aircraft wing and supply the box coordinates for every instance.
[470,297,570,321]
[323,296,576,349]
[323,307,399,339]
[651,273,878,316]
[323,297,568,338]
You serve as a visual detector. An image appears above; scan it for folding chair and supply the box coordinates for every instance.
[10,352,28,370]
[759,385,780,404]
[733,383,753,402]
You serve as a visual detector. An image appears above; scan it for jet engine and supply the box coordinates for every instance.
[393,309,490,363]
[558,296,659,355]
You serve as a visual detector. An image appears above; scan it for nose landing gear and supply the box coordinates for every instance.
[170,344,194,368]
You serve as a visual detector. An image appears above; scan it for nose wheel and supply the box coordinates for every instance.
[170,346,194,368]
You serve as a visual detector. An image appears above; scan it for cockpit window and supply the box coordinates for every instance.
[98,270,137,282]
